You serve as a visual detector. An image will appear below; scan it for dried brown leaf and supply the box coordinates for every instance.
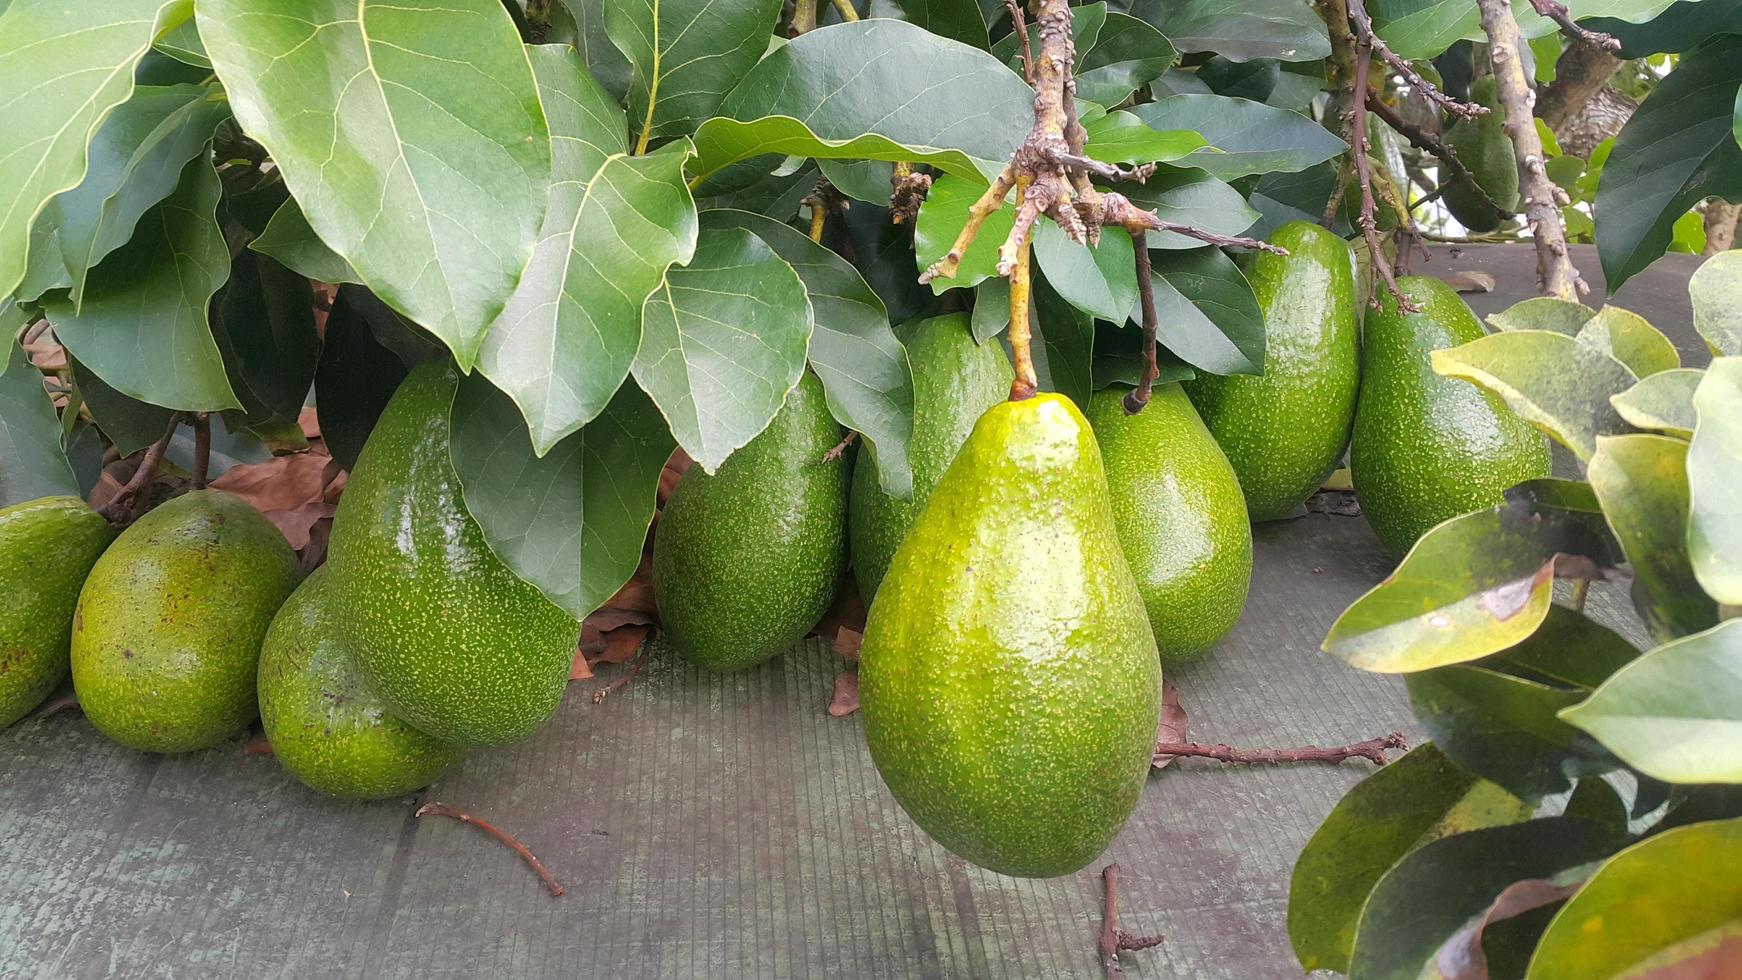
[828,665,860,717]
[1151,680,1189,770]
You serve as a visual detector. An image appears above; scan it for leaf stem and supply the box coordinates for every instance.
[1123,234,1159,415]
[828,0,859,22]
[97,419,178,524]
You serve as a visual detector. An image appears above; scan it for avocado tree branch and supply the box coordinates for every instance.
[1153,731,1407,767]
[1006,0,1035,84]
[1098,864,1165,980]
[1346,0,1486,120]
[97,419,178,524]
[1123,233,1160,415]
[416,801,565,897]
[1475,0,1587,300]
[827,0,859,23]
[1349,15,1415,311]
[790,0,817,36]
[1526,0,1620,50]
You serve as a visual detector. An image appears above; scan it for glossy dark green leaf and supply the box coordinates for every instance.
[842,202,932,326]
[1486,296,1597,335]
[1577,306,1680,377]
[1139,0,1331,63]
[1033,221,1137,323]
[44,155,237,412]
[152,16,206,68]
[866,0,989,49]
[1689,249,1742,357]
[1245,161,1345,240]
[1198,56,1323,110]
[1371,0,1686,61]
[1080,111,1206,166]
[1488,601,1640,690]
[0,328,77,507]
[451,372,672,620]
[0,0,190,304]
[1142,246,1265,376]
[1688,357,1742,604]
[1590,0,1742,57]
[210,251,317,424]
[1431,329,1638,462]
[1611,367,1701,437]
[1122,168,1260,249]
[1127,95,1347,179]
[313,288,410,472]
[68,353,175,457]
[1075,12,1176,107]
[701,209,911,497]
[249,196,358,287]
[561,0,632,101]
[198,0,552,368]
[1596,35,1742,292]
[632,227,812,472]
[1289,743,1532,974]
[1590,433,1720,642]
[608,0,780,146]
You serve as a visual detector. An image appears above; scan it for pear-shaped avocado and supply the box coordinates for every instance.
[1441,78,1520,233]
[323,362,580,747]
[71,490,301,752]
[1183,220,1359,522]
[259,566,464,800]
[1352,276,1551,554]
[1088,384,1252,660]
[0,497,114,727]
[850,314,1013,601]
[654,371,848,671]
[860,393,1162,878]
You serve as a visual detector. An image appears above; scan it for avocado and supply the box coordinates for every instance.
[71,490,301,752]
[1183,221,1360,521]
[1441,77,1519,234]
[323,362,580,747]
[654,371,849,671]
[1351,276,1551,554]
[1088,384,1252,660]
[258,566,464,800]
[0,497,114,727]
[850,314,1013,601]
[859,393,1162,878]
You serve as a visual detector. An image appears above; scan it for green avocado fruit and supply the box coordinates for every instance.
[1352,276,1551,554]
[1088,384,1252,661]
[71,490,301,753]
[258,566,464,800]
[859,393,1162,878]
[654,371,849,672]
[1182,220,1360,522]
[0,497,114,727]
[1441,77,1520,234]
[849,314,1013,601]
[323,362,580,748]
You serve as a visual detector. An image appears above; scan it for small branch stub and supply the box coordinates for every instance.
[1099,864,1165,980]
[1528,0,1620,50]
[415,801,565,897]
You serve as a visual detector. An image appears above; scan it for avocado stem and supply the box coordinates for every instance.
[97,419,178,524]
[190,413,211,491]
[1098,864,1165,979]
[1152,731,1408,768]
[1006,218,1038,401]
[415,801,566,898]
[1123,233,1158,415]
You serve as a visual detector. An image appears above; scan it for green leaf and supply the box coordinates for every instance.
[1350,817,1621,980]
[68,353,175,456]
[693,20,1032,187]
[152,16,207,68]
[632,226,812,471]
[312,288,411,472]
[609,0,781,147]
[451,372,672,620]
[1596,35,1742,292]
[1140,0,1331,63]
[1030,275,1094,406]
[1578,306,1680,377]
[0,0,191,304]
[1122,168,1261,250]
[43,154,238,412]
[1142,246,1265,377]
[1689,357,1742,604]
[0,331,78,507]
[1127,95,1347,179]
[1034,221,1137,323]
[197,0,552,368]
[866,0,990,49]
[1074,12,1176,107]
[1590,433,1721,642]
[1611,367,1703,437]
[1371,0,1688,61]
[1561,620,1742,784]
[210,251,317,425]
[250,199,360,285]
[1323,490,1622,673]
[1689,249,1742,357]
[700,209,912,497]
[912,174,1014,293]
[563,0,632,102]
[1487,296,1598,335]
[1527,815,1742,978]
[1431,329,1638,462]
[1080,111,1206,166]
[1289,742,1532,974]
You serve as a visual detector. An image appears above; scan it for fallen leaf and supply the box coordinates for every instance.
[585,607,656,633]
[603,554,658,614]
[812,587,867,644]
[298,405,321,441]
[1442,270,1496,294]
[1434,878,1582,979]
[828,664,860,717]
[833,626,863,660]
[300,516,334,573]
[1152,680,1189,770]
[210,450,338,550]
[658,450,693,505]
[595,624,650,665]
[569,645,594,681]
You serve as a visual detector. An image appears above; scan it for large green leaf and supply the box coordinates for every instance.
[1561,620,1742,784]
[1138,0,1331,63]
[1591,0,1742,57]
[608,0,781,148]
[1324,489,1622,673]
[17,83,229,306]
[912,174,1014,293]
[1075,11,1176,107]
[1577,306,1680,377]
[69,353,176,457]
[1689,249,1742,357]
[0,329,78,507]
[1431,329,1638,462]
[43,155,238,412]
[312,288,411,472]
[210,251,317,425]
[451,372,672,620]
[1122,168,1260,250]
[1142,246,1265,377]
[1289,743,1532,974]
[700,209,912,497]
[867,0,990,49]
[1596,35,1742,292]
[1127,95,1347,179]
[1528,815,1742,978]
[1371,0,1689,61]
[1034,221,1137,323]
[1612,367,1704,437]
[1487,296,1597,335]
[1079,111,1206,166]
[250,199,360,286]
[197,0,552,368]
[632,226,812,471]
[692,20,1031,187]
[1590,433,1721,642]
[1688,357,1742,604]
[1349,817,1621,980]
[0,0,190,304]
[562,0,632,101]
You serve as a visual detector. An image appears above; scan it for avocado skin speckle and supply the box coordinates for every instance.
[1352,276,1551,554]
[259,566,464,800]
[849,314,1012,603]
[1182,220,1360,522]
[1088,384,1252,662]
[71,490,301,753]
[860,394,1161,878]
[0,496,114,728]
[654,372,848,672]
[323,362,580,748]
